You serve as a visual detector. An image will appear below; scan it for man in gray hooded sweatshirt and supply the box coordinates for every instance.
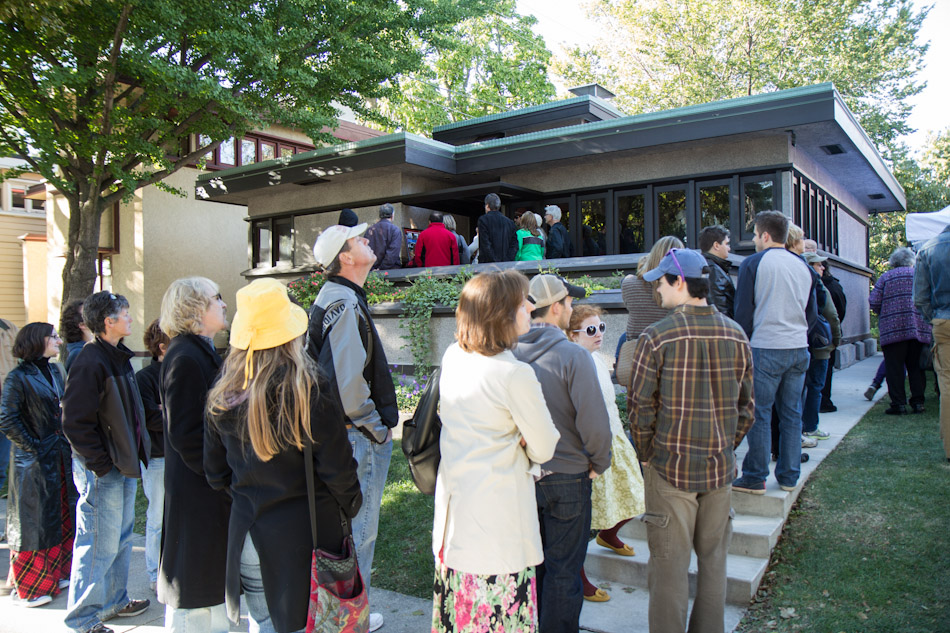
[514,274,613,633]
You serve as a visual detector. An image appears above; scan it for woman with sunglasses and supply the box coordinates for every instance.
[567,305,644,604]
[0,323,77,607]
[433,270,560,633]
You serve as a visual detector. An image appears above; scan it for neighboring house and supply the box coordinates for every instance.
[0,157,47,326]
[196,83,903,351]
[39,121,384,358]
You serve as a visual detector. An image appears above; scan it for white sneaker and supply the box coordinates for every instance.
[58,578,70,590]
[11,593,52,608]
[369,612,384,632]
[801,435,818,448]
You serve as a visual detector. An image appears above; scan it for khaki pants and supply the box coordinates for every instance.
[933,319,950,459]
[642,466,733,633]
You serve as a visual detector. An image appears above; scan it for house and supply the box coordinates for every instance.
[0,157,47,326]
[195,83,899,365]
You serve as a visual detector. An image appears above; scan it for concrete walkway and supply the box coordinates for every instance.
[0,355,885,633]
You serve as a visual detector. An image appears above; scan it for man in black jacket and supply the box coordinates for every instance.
[544,205,573,259]
[63,291,151,633]
[699,225,736,319]
[476,193,517,263]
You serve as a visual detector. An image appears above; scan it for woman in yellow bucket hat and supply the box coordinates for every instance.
[204,278,362,633]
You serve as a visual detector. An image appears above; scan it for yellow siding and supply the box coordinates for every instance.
[0,212,46,327]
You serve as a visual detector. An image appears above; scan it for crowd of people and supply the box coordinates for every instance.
[1,202,949,633]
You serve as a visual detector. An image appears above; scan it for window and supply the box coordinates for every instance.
[698,183,730,229]
[11,188,26,209]
[615,191,646,254]
[241,138,257,165]
[579,197,607,256]
[218,138,236,165]
[741,177,775,237]
[252,220,272,268]
[261,142,276,161]
[655,186,687,246]
[95,255,113,293]
[791,171,843,254]
[274,217,294,264]
[191,133,314,170]
[251,216,296,268]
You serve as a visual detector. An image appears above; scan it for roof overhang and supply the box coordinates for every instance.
[197,83,905,212]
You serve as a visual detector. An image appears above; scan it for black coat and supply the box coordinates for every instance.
[476,210,518,263]
[135,360,164,459]
[62,338,150,478]
[704,252,736,319]
[822,270,848,322]
[204,373,362,633]
[545,221,573,259]
[0,360,77,551]
[158,334,230,609]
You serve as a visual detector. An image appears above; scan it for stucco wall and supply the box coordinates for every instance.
[499,134,791,192]
[837,211,868,267]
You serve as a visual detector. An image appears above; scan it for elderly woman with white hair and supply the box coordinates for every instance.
[158,277,232,632]
[870,247,933,415]
[543,205,573,259]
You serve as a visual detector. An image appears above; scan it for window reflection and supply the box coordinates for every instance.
[743,180,774,234]
[580,198,606,256]
[241,139,257,165]
[219,138,236,165]
[617,194,645,254]
[657,189,687,246]
[699,185,730,228]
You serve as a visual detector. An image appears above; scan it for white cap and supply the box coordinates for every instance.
[313,223,367,267]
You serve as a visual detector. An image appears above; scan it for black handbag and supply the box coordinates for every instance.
[401,368,442,495]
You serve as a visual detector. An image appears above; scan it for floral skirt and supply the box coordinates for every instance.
[591,433,646,530]
[8,470,74,600]
[431,562,537,633]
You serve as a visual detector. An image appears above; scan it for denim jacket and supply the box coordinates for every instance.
[914,225,950,322]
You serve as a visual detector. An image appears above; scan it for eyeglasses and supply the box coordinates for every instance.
[48,332,62,340]
[666,249,686,280]
[572,322,606,337]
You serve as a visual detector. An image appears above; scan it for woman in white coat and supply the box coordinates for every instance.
[432,270,560,633]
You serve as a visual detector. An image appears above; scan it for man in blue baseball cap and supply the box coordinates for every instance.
[629,248,755,633]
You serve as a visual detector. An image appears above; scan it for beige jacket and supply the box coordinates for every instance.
[433,344,560,575]
[0,319,19,387]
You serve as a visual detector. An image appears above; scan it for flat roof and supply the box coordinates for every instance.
[197,83,904,212]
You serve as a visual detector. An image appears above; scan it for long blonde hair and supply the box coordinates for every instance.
[637,236,684,305]
[206,336,316,461]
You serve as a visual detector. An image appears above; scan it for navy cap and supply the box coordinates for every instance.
[642,248,709,282]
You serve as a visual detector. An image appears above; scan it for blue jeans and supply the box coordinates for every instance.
[65,462,137,633]
[164,603,229,633]
[0,433,10,492]
[535,472,592,633]
[802,357,829,434]
[140,457,164,584]
[347,428,393,596]
[738,348,809,488]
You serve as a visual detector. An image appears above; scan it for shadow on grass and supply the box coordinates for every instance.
[737,381,950,632]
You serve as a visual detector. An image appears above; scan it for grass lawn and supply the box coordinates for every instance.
[373,439,435,600]
[737,381,950,632]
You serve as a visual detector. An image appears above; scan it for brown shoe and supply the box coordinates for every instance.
[114,599,150,617]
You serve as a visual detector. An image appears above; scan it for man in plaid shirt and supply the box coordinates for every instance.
[628,248,754,633]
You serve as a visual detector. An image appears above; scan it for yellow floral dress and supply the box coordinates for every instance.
[590,353,645,530]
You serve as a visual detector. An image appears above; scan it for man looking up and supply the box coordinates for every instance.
[476,193,517,263]
[63,292,151,633]
[699,225,735,319]
[733,211,817,494]
[308,224,398,632]
[513,274,612,633]
[629,248,754,633]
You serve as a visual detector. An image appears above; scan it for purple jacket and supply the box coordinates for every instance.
[869,266,932,346]
[366,219,403,270]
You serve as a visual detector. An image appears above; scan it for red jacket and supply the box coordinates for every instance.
[410,222,460,267]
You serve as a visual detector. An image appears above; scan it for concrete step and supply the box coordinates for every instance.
[729,483,799,517]
[579,579,746,633]
[583,537,768,606]
[619,513,785,559]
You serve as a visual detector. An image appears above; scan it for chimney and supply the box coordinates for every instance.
[568,84,616,100]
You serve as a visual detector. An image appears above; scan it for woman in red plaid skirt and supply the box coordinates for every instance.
[0,322,78,607]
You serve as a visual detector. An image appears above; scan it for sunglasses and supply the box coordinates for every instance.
[666,248,686,279]
[572,322,606,337]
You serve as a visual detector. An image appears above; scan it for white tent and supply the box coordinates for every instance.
[906,204,950,247]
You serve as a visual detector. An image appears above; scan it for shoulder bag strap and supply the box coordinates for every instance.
[303,437,319,550]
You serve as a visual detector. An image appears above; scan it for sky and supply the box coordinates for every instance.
[516,0,949,154]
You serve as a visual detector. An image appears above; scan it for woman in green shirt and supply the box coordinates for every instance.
[515,213,545,261]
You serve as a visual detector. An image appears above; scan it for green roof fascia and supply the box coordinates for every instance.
[195,131,457,184]
[452,83,838,155]
[431,95,625,134]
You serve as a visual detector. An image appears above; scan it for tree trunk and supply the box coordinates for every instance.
[58,192,106,329]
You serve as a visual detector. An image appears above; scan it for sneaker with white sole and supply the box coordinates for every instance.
[369,612,384,632]
[802,428,831,440]
[58,578,70,590]
[11,593,53,608]
[801,435,818,448]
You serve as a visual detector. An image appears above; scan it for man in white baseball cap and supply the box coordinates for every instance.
[307,223,396,632]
